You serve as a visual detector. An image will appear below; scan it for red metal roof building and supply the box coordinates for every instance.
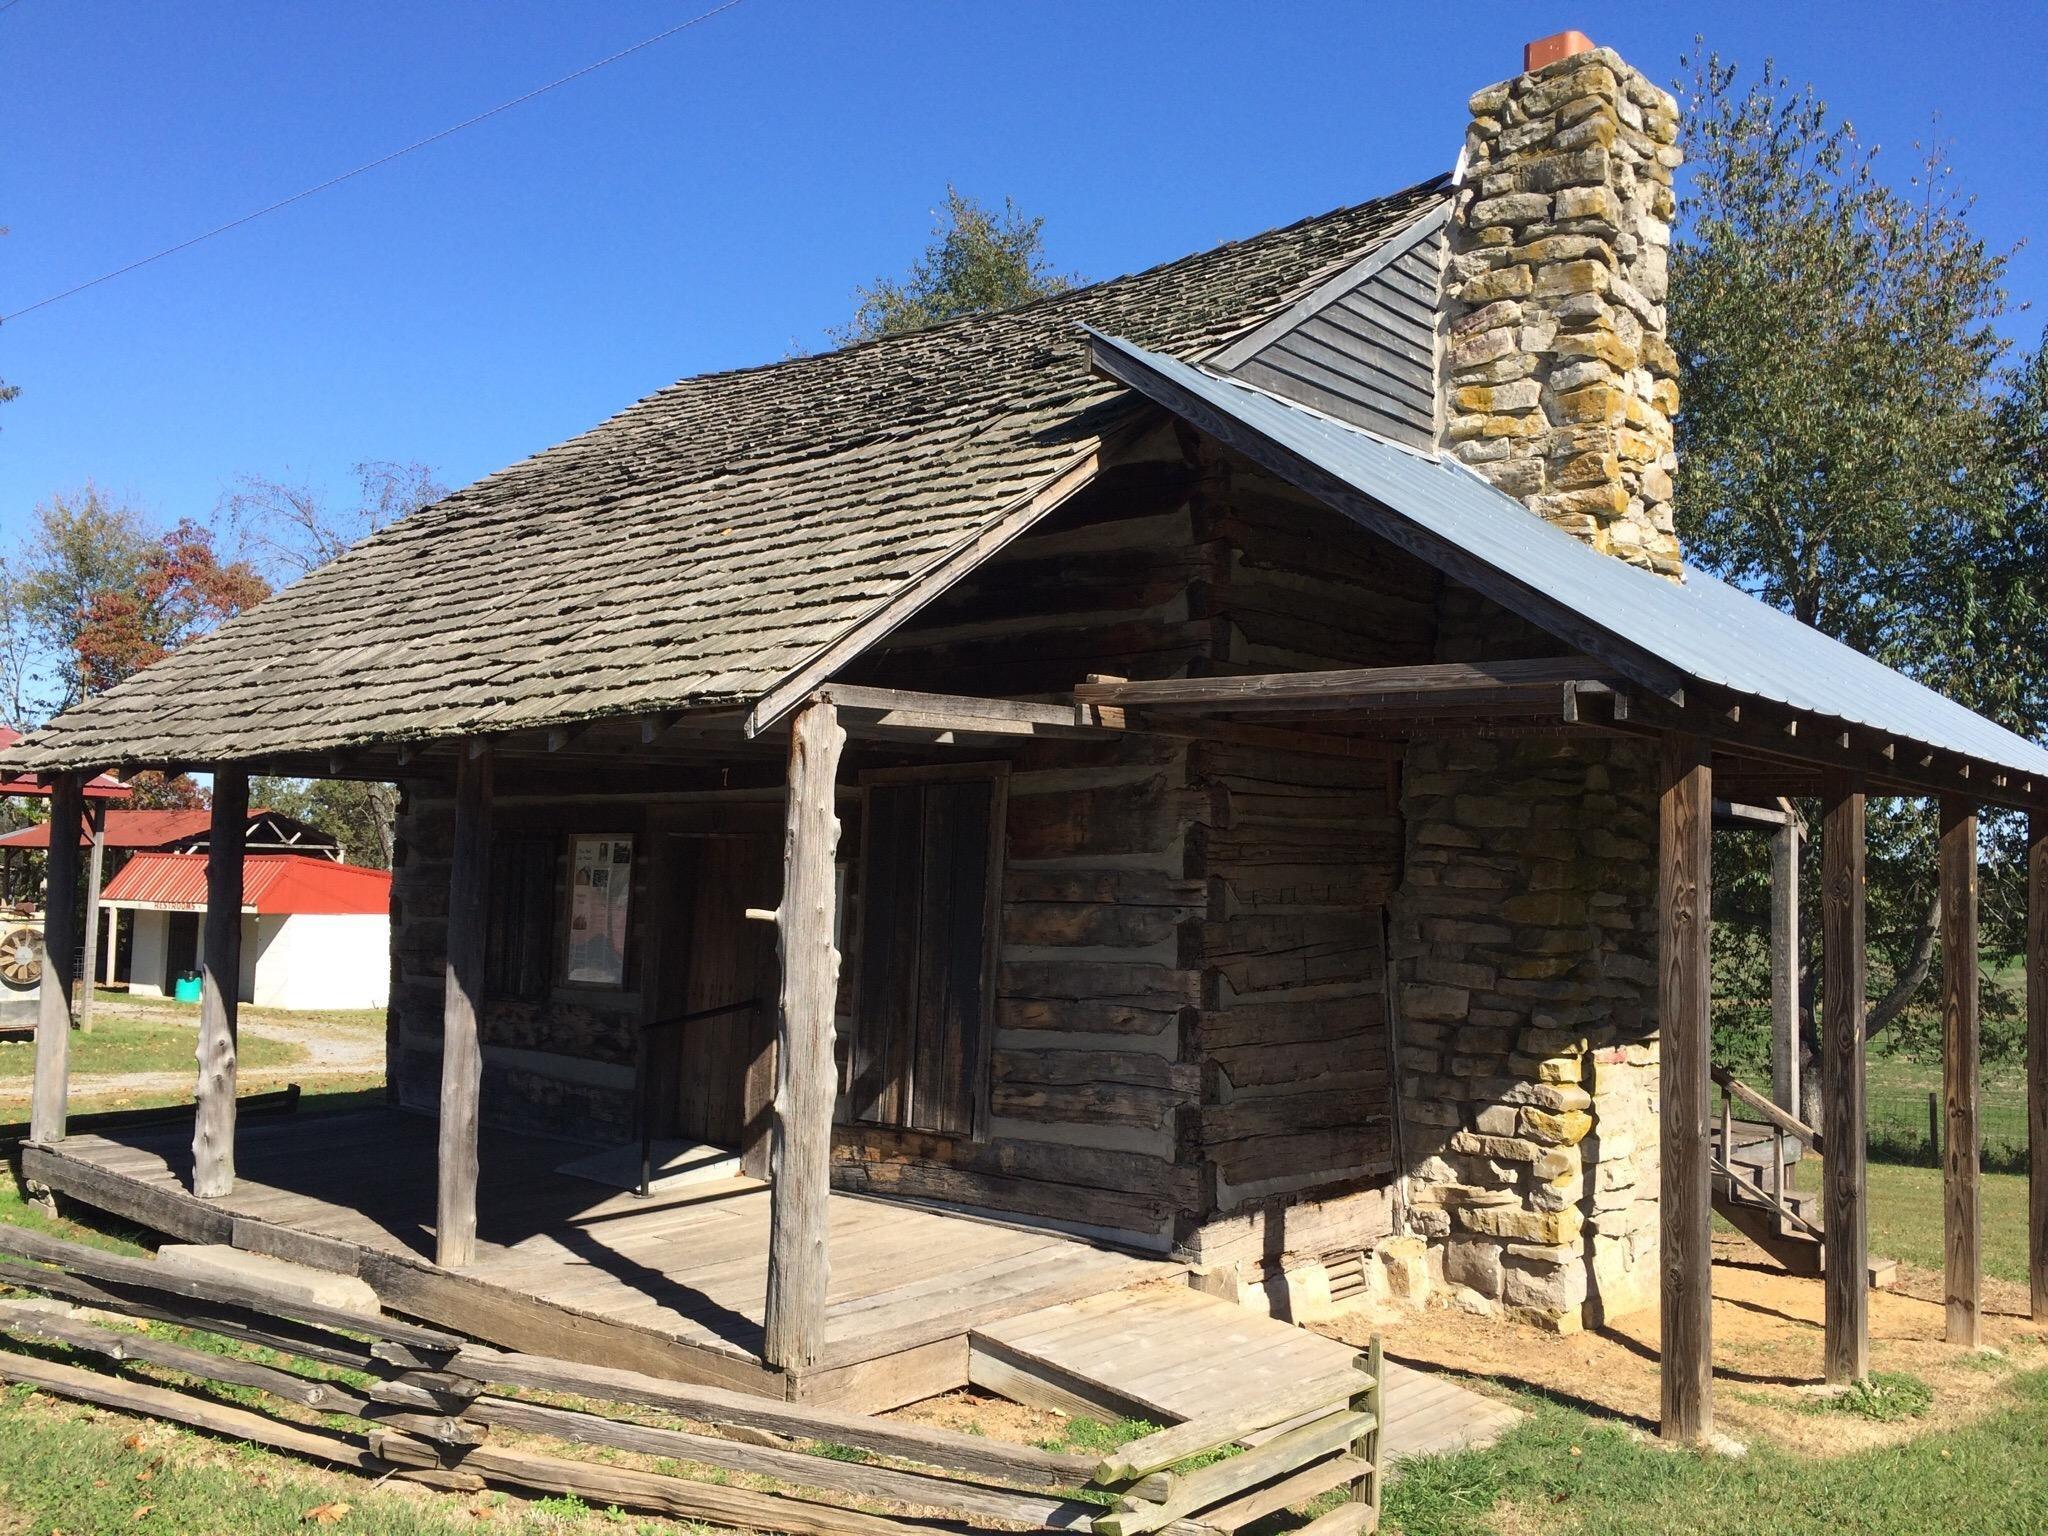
[0,728,127,801]
[100,852,391,915]
[0,807,339,856]
[100,852,391,1011]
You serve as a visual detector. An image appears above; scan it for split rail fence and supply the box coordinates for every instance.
[0,1228,1385,1536]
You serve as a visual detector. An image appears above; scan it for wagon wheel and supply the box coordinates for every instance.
[0,926,42,990]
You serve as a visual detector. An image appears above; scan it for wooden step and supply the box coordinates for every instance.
[1713,1183,1896,1289]
[970,1285,1520,1465]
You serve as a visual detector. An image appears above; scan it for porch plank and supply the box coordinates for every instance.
[26,1103,1195,1412]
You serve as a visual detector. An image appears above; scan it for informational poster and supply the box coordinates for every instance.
[565,834,633,986]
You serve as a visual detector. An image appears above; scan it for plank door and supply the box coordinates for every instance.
[849,768,1006,1138]
[650,833,780,1175]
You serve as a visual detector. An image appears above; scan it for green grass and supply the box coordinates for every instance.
[1862,1052,2029,1169]
[1384,1371,2048,1536]
[0,1384,659,1534]
[1802,1371,1934,1423]
[1792,1157,2033,1286]
[0,1009,306,1077]
[0,1149,150,1255]
[1039,1414,1160,1457]
[91,987,388,1032]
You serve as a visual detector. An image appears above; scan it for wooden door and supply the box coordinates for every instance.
[650,834,780,1174]
[849,769,1005,1137]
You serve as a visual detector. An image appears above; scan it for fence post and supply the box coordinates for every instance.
[1929,1091,1941,1161]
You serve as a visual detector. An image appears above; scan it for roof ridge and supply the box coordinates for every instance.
[422,173,1455,512]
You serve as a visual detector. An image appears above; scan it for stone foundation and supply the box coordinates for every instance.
[1390,734,1661,1330]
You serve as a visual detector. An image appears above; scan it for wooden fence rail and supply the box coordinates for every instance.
[0,1229,1386,1536]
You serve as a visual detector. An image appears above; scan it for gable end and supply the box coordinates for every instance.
[1207,201,1447,450]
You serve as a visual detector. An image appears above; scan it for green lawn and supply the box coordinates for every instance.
[0,1388,630,1535]
[1386,1371,2048,1536]
[0,1009,306,1077]
[1787,1157,2033,1287]
[1863,1052,2029,1168]
[91,987,388,1033]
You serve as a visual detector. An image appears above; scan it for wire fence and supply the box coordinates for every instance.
[1864,1075,2030,1174]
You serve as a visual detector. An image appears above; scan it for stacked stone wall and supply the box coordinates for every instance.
[1390,733,1661,1329]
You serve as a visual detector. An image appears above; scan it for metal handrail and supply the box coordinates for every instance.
[634,997,763,1198]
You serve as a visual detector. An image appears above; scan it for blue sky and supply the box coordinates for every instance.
[3,0,2044,551]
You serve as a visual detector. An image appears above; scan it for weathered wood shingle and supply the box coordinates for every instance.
[9,178,1449,771]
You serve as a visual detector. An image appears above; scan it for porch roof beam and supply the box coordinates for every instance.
[1601,686,2048,814]
[1071,657,1619,715]
[816,683,1119,741]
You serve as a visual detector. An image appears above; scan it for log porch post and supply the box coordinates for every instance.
[1770,817,1801,1116]
[28,772,84,1146]
[1657,731,1713,1445]
[193,769,248,1199]
[76,800,107,1034]
[1821,770,1868,1383]
[1939,796,1980,1347]
[762,697,846,1373]
[437,742,493,1269]
[2029,810,2047,1321]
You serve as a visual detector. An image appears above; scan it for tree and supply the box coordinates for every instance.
[220,461,445,870]
[73,519,269,697]
[1672,52,2043,1094]
[835,187,1076,344]
[221,460,445,586]
[0,561,36,731]
[13,486,155,713]
[248,775,394,869]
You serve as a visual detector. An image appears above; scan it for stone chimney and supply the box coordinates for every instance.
[1440,33,1683,577]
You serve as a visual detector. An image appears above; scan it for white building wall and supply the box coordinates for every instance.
[239,913,270,1002]
[128,910,170,998]
[251,912,389,1011]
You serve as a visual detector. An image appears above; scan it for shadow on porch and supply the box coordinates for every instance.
[21,1101,1174,1404]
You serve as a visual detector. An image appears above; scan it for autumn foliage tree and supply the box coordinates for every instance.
[73,520,269,697]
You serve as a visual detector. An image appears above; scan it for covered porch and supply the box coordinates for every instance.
[20,1101,1174,1409]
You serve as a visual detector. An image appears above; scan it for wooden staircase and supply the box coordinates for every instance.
[1710,1069,1897,1290]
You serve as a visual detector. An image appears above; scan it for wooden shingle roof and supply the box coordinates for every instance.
[5,177,1449,772]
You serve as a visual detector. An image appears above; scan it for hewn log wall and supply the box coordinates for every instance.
[835,441,1210,1247]
[389,786,645,1141]
[378,433,1450,1257]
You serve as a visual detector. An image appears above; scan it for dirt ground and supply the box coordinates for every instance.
[892,1387,1075,1446]
[1316,1228,2048,1455]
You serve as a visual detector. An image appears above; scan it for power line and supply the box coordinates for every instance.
[2,0,750,323]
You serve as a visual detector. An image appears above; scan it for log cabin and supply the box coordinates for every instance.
[6,32,2046,1443]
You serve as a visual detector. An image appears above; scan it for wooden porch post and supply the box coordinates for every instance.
[1658,731,1713,1445]
[29,772,83,1146]
[762,697,846,1373]
[76,799,107,1034]
[1821,771,1868,1383]
[437,743,493,1270]
[1939,796,1980,1347]
[2029,810,2047,1321]
[1770,818,1801,1116]
[193,769,248,1199]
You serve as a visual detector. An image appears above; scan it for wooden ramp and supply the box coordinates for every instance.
[970,1285,1520,1465]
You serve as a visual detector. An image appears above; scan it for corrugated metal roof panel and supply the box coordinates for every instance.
[1089,331,2048,784]
[101,852,391,915]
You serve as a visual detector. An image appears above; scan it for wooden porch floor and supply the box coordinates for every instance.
[21,1106,1172,1408]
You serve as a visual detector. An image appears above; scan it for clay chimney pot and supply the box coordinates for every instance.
[1523,30,1594,72]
